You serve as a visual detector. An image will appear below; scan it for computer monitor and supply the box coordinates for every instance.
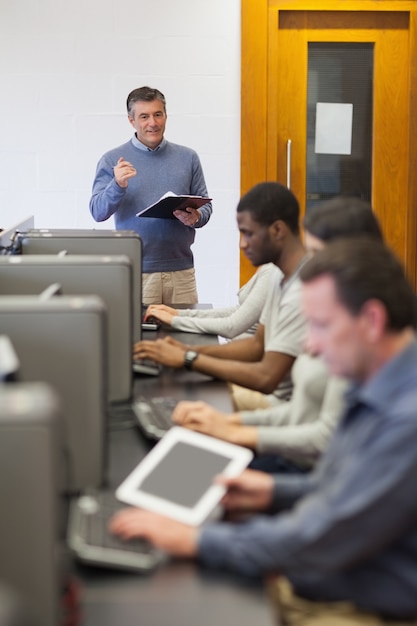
[0,254,133,404]
[0,335,20,382]
[0,581,34,626]
[0,382,66,626]
[0,295,107,492]
[16,228,142,342]
[38,282,63,300]
[0,216,34,254]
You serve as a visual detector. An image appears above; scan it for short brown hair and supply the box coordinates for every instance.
[300,238,417,331]
[303,196,383,243]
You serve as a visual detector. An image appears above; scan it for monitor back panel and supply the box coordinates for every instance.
[0,255,133,403]
[0,296,107,492]
[0,215,35,253]
[0,382,65,626]
[0,581,35,626]
[18,229,142,342]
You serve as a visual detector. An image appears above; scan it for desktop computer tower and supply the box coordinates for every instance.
[16,228,142,342]
[0,382,67,626]
[0,295,108,492]
[0,581,35,626]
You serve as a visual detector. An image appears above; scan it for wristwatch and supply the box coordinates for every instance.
[184,350,198,370]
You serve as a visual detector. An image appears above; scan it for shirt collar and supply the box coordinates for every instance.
[131,135,167,152]
[280,253,311,292]
[346,339,417,412]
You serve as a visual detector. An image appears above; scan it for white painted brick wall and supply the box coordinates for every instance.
[0,0,241,307]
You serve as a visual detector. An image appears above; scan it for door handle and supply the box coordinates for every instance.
[286,139,292,189]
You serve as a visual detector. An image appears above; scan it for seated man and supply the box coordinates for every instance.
[111,238,417,623]
[134,181,308,410]
[172,351,348,474]
[170,197,384,473]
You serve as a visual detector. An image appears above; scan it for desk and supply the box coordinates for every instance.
[75,329,274,626]
[78,565,272,626]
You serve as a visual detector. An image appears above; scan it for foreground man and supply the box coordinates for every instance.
[111,238,417,624]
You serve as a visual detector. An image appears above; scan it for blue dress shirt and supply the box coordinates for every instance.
[198,340,417,619]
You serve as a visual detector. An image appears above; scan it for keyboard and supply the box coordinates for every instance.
[67,490,164,572]
[132,357,161,376]
[133,396,178,439]
[141,304,161,329]
[141,321,160,331]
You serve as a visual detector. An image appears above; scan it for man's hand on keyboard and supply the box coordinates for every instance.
[109,508,198,557]
[133,337,187,368]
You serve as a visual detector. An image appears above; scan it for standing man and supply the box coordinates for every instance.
[111,238,417,623]
[89,86,212,305]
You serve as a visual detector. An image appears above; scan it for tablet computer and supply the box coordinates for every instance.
[115,427,254,526]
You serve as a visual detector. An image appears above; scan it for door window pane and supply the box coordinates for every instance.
[306,43,373,210]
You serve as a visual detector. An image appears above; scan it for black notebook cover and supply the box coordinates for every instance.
[136,193,211,219]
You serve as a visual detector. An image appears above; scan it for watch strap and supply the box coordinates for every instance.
[184,350,198,370]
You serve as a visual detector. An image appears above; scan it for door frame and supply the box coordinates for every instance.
[241,0,417,288]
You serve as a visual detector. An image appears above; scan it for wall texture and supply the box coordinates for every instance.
[0,0,241,306]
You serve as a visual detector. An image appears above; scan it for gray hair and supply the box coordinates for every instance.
[126,86,166,117]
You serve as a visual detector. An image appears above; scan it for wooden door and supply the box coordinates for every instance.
[241,1,417,288]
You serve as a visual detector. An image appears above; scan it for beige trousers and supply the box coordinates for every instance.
[229,383,285,412]
[267,576,417,626]
[142,268,198,305]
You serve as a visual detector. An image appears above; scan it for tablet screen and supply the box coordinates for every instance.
[116,426,254,525]
[139,441,232,508]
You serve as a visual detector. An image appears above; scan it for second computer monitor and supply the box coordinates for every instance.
[0,254,133,404]
[17,229,142,342]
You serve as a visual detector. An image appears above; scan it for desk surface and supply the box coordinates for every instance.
[76,328,273,626]
[78,564,272,626]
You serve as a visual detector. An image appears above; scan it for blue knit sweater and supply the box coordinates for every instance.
[89,136,212,273]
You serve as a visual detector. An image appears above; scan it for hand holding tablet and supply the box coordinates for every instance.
[115,427,254,526]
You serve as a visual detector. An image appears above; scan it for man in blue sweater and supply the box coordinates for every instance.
[89,86,212,304]
[110,238,417,623]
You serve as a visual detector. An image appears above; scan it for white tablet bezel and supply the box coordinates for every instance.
[115,426,254,526]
